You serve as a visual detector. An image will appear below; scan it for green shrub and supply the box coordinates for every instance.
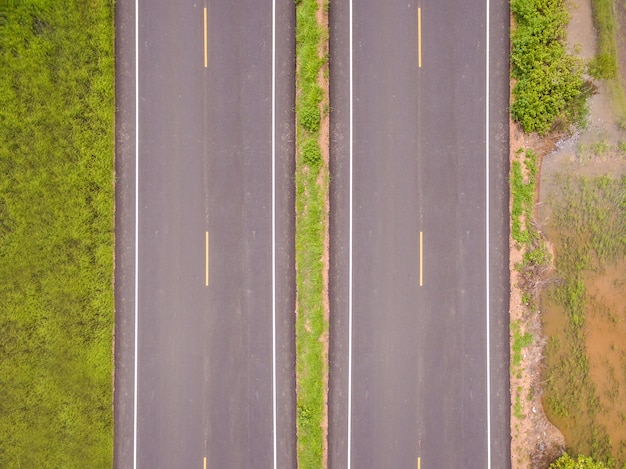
[587,53,617,80]
[299,100,321,132]
[302,138,322,166]
[549,453,610,469]
[511,0,586,134]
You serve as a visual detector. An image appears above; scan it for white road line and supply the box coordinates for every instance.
[272,1,277,468]
[347,0,354,466]
[485,0,492,466]
[133,0,139,467]
[203,7,208,68]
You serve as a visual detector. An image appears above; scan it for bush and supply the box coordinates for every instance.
[511,0,585,134]
[587,53,617,80]
[550,453,610,469]
[298,100,321,132]
[302,138,322,166]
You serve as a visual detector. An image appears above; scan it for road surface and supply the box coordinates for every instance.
[328,0,511,467]
[114,1,296,467]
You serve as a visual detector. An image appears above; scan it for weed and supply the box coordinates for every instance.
[588,53,617,80]
[514,388,525,419]
[590,140,611,156]
[511,148,538,245]
[511,321,533,369]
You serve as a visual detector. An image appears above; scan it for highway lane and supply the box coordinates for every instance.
[114,1,296,468]
[328,0,510,467]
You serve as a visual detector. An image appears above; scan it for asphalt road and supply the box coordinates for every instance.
[328,0,511,467]
[114,1,296,468]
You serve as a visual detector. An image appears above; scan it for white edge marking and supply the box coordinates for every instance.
[272,0,278,468]
[133,0,139,466]
[347,0,354,467]
[485,0,492,466]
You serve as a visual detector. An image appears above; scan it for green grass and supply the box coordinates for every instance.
[295,0,329,467]
[511,148,538,245]
[0,1,114,467]
[514,387,525,420]
[510,148,550,286]
[588,0,618,80]
[589,0,626,126]
[511,321,533,369]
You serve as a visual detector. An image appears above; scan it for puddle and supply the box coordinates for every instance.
[541,259,626,460]
[533,0,626,460]
[585,261,626,444]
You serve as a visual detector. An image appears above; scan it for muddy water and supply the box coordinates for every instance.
[539,188,626,461]
[584,261,626,444]
[539,149,626,460]
[536,0,626,459]
[541,252,626,459]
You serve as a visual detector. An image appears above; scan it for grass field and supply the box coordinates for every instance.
[295,0,329,467]
[0,1,115,467]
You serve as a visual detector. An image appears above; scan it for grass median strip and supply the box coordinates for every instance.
[0,1,114,466]
[295,0,329,467]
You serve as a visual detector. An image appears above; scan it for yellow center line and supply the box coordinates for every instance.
[203,7,208,68]
[205,231,209,286]
[418,7,422,68]
[419,231,423,286]
[418,456,421,469]
[204,456,207,469]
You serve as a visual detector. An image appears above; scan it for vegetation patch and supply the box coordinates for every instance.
[508,141,567,467]
[511,0,589,134]
[588,0,617,80]
[588,0,626,125]
[512,321,533,371]
[295,0,329,467]
[0,0,115,467]
[511,148,551,297]
[550,453,611,468]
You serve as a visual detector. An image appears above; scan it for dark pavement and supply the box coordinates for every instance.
[328,0,511,467]
[114,1,296,467]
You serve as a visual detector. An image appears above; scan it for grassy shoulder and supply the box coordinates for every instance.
[0,1,114,467]
[509,144,557,466]
[295,0,329,467]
